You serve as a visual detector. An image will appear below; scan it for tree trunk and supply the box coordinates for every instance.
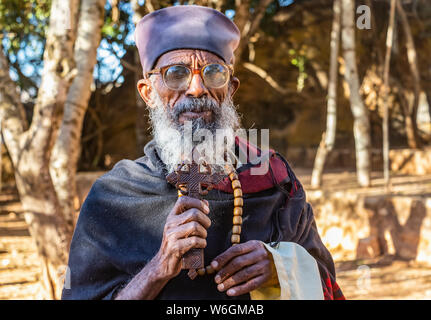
[132,0,149,156]
[426,88,431,126]
[0,0,79,299]
[341,0,371,187]
[399,91,419,148]
[396,0,421,149]
[50,0,106,231]
[382,0,396,188]
[311,0,341,189]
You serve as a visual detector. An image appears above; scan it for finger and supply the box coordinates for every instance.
[217,260,268,292]
[169,221,208,239]
[211,241,260,272]
[175,236,207,257]
[214,249,264,284]
[165,207,211,233]
[171,196,210,215]
[177,207,212,229]
[226,274,269,297]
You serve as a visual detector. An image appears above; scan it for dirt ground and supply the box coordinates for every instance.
[1,171,431,300]
[335,258,431,299]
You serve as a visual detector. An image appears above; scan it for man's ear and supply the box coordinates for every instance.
[229,76,240,97]
[137,79,154,107]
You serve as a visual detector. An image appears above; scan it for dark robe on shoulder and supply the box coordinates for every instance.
[61,138,344,300]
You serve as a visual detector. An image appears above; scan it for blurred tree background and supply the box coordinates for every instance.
[0,0,430,298]
[2,0,430,172]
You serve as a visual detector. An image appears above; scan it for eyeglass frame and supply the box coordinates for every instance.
[144,62,235,90]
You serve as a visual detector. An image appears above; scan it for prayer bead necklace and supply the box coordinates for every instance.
[177,164,243,276]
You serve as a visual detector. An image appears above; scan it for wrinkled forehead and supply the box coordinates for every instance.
[154,49,226,68]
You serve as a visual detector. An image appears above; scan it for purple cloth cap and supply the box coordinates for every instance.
[134,5,240,76]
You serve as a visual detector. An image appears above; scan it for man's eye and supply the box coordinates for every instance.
[204,64,225,75]
[203,64,228,87]
[165,66,190,80]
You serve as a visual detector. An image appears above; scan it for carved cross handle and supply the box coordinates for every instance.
[166,159,225,279]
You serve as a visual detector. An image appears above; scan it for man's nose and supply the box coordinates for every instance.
[185,73,209,98]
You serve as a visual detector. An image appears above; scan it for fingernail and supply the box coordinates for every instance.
[202,203,210,213]
[211,261,218,269]
[227,289,235,296]
[214,275,221,284]
[217,283,224,291]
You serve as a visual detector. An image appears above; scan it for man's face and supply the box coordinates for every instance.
[138,49,240,127]
[137,49,241,172]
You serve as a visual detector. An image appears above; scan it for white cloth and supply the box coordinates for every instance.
[250,241,324,300]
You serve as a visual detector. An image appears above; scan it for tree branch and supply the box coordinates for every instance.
[121,58,141,73]
[234,0,274,65]
[242,62,295,95]
[0,46,28,164]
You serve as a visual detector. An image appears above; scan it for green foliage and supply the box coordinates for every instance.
[0,0,50,53]
[288,48,308,92]
[102,3,131,45]
[0,0,51,96]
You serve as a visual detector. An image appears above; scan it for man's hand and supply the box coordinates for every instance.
[115,196,211,300]
[210,240,278,297]
[153,196,211,280]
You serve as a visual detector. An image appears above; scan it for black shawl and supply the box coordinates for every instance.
[62,140,343,300]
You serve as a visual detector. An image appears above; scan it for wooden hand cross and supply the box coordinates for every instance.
[166,154,225,279]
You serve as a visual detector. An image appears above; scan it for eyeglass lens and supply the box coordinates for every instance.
[203,64,229,89]
[163,64,229,90]
[163,65,191,90]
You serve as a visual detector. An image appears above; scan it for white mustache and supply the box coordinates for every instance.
[170,96,220,122]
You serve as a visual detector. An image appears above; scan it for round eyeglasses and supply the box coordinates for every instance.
[146,63,233,91]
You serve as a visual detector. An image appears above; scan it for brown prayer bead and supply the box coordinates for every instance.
[197,268,206,276]
[233,207,243,216]
[229,172,238,181]
[232,225,241,234]
[231,234,240,243]
[231,180,241,190]
[233,188,243,198]
[234,198,243,207]
[205,265,215,274]
[233,216,242,225]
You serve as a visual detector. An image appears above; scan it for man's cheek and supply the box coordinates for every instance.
[210,91,225,104]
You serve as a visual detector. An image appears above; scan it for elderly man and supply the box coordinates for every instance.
[62,5,344,300]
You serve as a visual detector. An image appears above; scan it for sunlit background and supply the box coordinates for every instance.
[1,0,431,299]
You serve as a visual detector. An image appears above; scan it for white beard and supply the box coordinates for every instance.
[147,85,242,173]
